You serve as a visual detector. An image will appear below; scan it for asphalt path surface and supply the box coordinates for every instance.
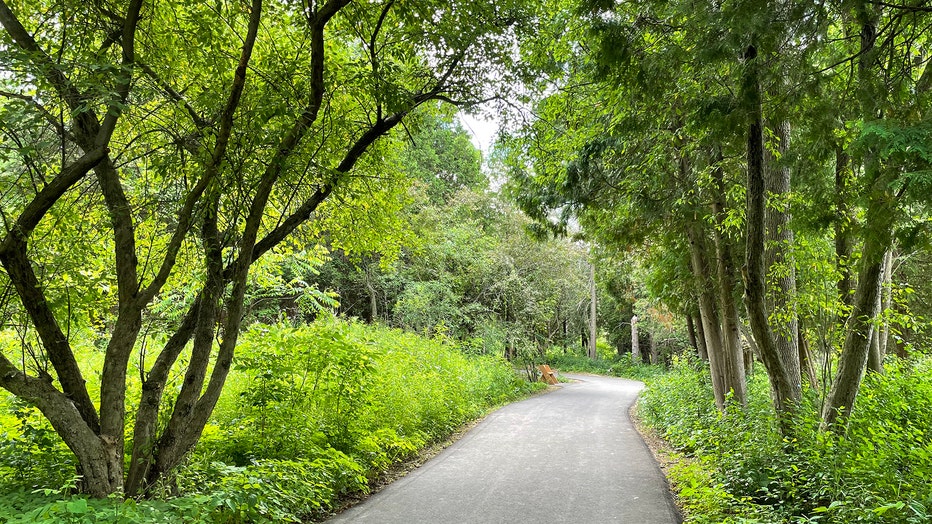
[326,373,682,524]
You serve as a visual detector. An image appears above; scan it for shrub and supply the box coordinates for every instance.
[0,400,76,491]
[0,491,218,524]
[0,317,541,522]
[639,355,932,523]
[546,348,669,383]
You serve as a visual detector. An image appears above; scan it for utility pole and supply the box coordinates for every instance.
[589,261,597,360]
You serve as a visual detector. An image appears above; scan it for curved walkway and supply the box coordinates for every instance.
[326,373,682,523]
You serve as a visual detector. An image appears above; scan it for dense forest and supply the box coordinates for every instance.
[1,0,931,522]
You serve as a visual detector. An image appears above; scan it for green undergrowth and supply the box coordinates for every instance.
[639,356,932,523]
[0,317,542,523]
[546,348,668,383]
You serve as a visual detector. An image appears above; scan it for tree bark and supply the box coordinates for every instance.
[649,332,658,365]
[710,160,747,406]
[879,249,894,358]
[822,195,892,428]
[588,261,597,359]
[631,315,640,363]
[894,298,910,359]
[764,120,803,397]
[742,44,800,423]
[687,219,727,409]
[366,266,378,323]
[797,319,820,390]
[866,260,884,374]
[740,323,761,362]
[686,314,698,351]
[693,312,709,361]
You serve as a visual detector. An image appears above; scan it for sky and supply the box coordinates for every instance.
[458,112,499,154]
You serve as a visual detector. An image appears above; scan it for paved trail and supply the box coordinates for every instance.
[326,373,681,524]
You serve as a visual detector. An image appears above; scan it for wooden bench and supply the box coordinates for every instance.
[537,364,559,385]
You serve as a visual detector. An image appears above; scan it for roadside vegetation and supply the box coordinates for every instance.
[0,318,541,523]
[4,0,932,523]
[546,346,668,384]
[639,356,932,523]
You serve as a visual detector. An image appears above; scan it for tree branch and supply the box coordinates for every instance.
[0,90,74,142]
[0,148,107,253]
[866,0,932,12]
[0,150,108,431]
[138,0,265,306]
[0,236,101,432]
[96,0,144,146]
[138,62,212,129]
[0,353,104,462]
[0,0,100,140]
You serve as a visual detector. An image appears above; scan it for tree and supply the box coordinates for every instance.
[402,112,486,205]
[820,0,932,430]
[506,0,932,429]
[504,0,753,407]
[0,0,533,496]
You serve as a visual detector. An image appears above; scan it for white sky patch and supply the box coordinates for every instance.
[458,112,499,154]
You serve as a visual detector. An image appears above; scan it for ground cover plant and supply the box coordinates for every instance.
[638,356,932,523]
[546,346,668,384]
[0,318,542,523]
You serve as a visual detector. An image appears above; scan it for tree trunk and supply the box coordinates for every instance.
[649,332,658,365]
[764,120,803,398]
[822,201,892,428]
[866,260,884,374]
[693,312,709,361]
[894,297,910,359]
[0,356,120,497]
[822,0,896,432]
[588,261,597,359]
[740,323,760,362]
[834,147,855,311]
[879,249,894,358]
[710,161,747,406]
[686,314,698,351]
[742,43,799,423]
[562,319,568,351]
[365,267,378,323]
[687,219,727,409]
[631,315,640,363]
[797,319,820,390]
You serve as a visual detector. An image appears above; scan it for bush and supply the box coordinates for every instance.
[0,490,218,524]
[196,317,541,512]
[639,356,932,523]
[546,348,668,383]
[0,317,541,522]
[0,400,76,491]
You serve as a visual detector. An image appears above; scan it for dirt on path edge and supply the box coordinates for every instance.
[630,399,689,522]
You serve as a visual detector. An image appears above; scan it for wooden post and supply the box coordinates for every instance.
[589,262,597,360]
[649,332,658,364]
[631,315,640,363]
